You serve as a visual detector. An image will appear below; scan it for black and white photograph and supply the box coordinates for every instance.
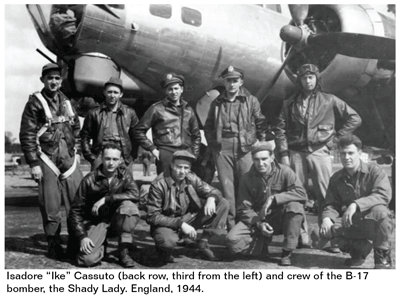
[3,3,396,278]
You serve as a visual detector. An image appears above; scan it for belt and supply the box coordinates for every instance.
[221,131,239,138]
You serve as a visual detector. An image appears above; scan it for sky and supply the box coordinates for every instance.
[2,4,395,142]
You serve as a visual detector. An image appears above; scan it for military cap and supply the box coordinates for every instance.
[41,63,61,76]
[251,141,275,155]
[220,65,244,79]
[172,150,196,163]
[104,77,123,91]
[161,73,185,88]
[297,64,319,77]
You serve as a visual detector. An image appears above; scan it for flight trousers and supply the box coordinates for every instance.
[226,202,304,255]
[75,200,140,267]
[151,198,229,255]
[214,136,253,231]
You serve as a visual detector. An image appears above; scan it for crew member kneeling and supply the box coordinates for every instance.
[68,144,140,268]
[319,134,393,269]
[146,150,229,265]
[226,142,307,266]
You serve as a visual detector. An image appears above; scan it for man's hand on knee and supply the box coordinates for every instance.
[80,237,95,255]
[342,203,357,228]
[181,222,197,240]
[320,217,334,239]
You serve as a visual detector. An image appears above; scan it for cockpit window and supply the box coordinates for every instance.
[149,4,172,19]
[181,7,202,27]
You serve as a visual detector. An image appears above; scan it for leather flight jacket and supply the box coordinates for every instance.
[204,87,267,154]
[275,90,362,155]
[146,168,223,230]
[133,98,201,157]
[20,89,81,168]
[80,102,139,164]
[68,165,140,241]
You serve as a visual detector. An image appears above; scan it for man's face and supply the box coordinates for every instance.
[252,150,274,174]
[165,83,183,103]
[300,73,317,92]
[102,148,122,174]
[41,70,62,93]
[171,159,191,182]
[104,85,123,106]
[339,144,361,172]
[224,77,243,96]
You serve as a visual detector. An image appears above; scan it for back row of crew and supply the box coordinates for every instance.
[20,62,392,268]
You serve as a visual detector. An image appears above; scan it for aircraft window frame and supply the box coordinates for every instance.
[149,4,172,19]
[181,7,202,27]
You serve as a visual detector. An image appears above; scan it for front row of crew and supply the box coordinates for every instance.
[19,63,392,269]
[67,135,392,269]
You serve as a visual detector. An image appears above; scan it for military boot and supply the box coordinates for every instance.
[47,236,65,260]
[196,239,219,261]
[344,239,373,268]
[374,248,392,269]
[279,249,292,266]
[119,243,135,268]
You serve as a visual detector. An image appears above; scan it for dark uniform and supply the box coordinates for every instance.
[226,142,306,266]
[321,160,393,268]
[204,66,268,230]
[133,73,201,174]
[19,63,83,259]
[68,164,140,267]
[146,151,229,264]
[80,77,139,172]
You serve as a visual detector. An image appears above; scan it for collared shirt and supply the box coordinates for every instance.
[102,102,122,142]
[296,93,312,119]
[220,96,240,133]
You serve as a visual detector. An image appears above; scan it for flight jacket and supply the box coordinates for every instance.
[20,89,81,168]
[80,101,139,164]
[68,165,140,240]
[275,90,362,155]
[146,168,223,230]
[133,98,201,157]
[204,87,267,154]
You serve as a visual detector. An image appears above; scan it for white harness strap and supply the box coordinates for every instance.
[33,92,77,180]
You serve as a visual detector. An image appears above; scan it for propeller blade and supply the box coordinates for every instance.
[308,32,395,60]
[95,4,120,19]
[260,49,296,105]
[288,5,309,26]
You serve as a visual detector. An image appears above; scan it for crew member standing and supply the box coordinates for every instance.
[133,73,201,174]
[204,66,268,230]
[80,77,139,174]
[275,63,362,250]
[20,63,83,259]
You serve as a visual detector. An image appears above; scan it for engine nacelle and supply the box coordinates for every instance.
[284,4,395,99]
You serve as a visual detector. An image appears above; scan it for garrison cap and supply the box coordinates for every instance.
[220,65,244,79]
[41,63,61,76]
[104,77,123,91]
[161,73,185,88]
[172,150,196,163]
[297,64,319,77]
[251,141,275,155]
